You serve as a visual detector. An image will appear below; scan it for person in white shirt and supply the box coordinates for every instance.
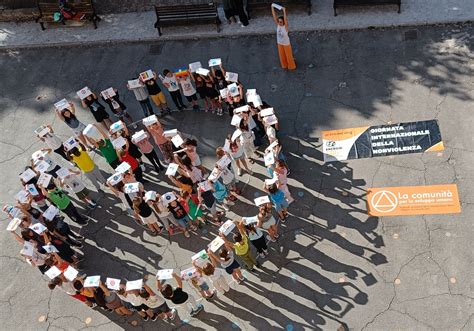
[177,73,200,111]
[161,69,186,111]
[194,253,231,294]
[271,5,296,70]
[36,124,68,160]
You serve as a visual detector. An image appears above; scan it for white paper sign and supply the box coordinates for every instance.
[163,129,178,137]
[63,266,79,281]
[54,99,69,110]
[83,124,102,140]
[100,87,116,99]
[20,168,37,183]
[219,88,229,99]
[254,196,271,206]
[231,129,242,142]
[216,155,232,169]
[142,115,158,126]
[42,244,59,253]
[45,266,62,279]
[125,279,143,291]
[6,218,22,232]
[181,267,200,280]
[107,173,123,186]
[268,140,280,150]
[144,191,157,202]
[231,114,242,127]
[225,72,239,83]
[77,87,92,100]
[246,89,257,98]
[219,220,236,236]
[208,236,225,252]
[265,177,279,186]
[156,269,174,280]
[243,216,258,225]
[84,275,101,288]
[37,173,52,188]
[189,61,202,73]
[110,121,125,134]
[35,160,50,174]
[228,83,239,97]
[25,184,39,196]
[208,168,221,182]
[165,163,179,176]
[128,79,142,89]
[234,105,249,114]
[171,134,184,148]
[248,94,262,107]
[56,168,70,180]
[198,181,213,192]
[264,115,278,126]
[196,68,210,76]
[139,70,154,82]
[20,242,34,257]
[15,190,29,203]
[161,192,176,206]
[260,108,274,117]
[208,58,222,67]
[192,249,210,267]
[63,137,78,151]
[36,126,50,137]
[6,206,21,218]
[30,222,48,234]
[106,277,121,290]
[42,205,59,221]
[272,3,284,10]
[223,139,231,153]
[115,162,131,174]
[112,136,127,150]
[264,152,276,166]
[132,130,147,143]
[124,182,140,194]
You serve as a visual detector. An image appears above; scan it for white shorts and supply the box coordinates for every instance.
[140,213,158,225]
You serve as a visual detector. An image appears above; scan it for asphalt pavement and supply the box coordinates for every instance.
[0,23,473,330]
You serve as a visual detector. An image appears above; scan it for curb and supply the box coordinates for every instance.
[0,19,472,51]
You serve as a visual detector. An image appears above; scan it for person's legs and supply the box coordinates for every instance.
[278,43,288,69]
[232,267,244,281]
[63,203,87,225]
[169,91,182,110]
[144,150,164,172]
[91,166,106,185]
[133,166,145,183]
[175,91,186,108]
[109,158,121,169]
[185,295,199,313]
[139,100,150,117]
[214,275,230,293]
[84,170,100,190]
[241,251,256,269]
[284,44,297,70]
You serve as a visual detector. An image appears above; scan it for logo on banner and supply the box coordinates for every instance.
[371,191,398,213]
[367,184,461,217]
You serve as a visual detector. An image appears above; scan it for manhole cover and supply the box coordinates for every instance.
[149,44,163,55]
[404,30,418,41]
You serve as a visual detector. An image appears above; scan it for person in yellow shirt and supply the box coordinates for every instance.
[67,145,106,192]
[220,220,259,271]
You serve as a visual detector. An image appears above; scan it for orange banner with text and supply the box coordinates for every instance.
[367,184,461,216]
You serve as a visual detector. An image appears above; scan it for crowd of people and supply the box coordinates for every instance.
[3,60,295,323]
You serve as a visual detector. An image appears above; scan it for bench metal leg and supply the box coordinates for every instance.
[334,6,338,16]
[308,0,312,15]
[40,22,46,30]
[398,4,401,13]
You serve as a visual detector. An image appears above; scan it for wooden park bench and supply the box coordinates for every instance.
[36,0,101,30]
[246,0,312,19]
[333,0,401,16]
[153,3,221,36]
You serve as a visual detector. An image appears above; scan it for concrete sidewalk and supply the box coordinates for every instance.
[0,0,473,49]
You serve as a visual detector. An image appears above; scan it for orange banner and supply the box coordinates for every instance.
[367,184,461,216]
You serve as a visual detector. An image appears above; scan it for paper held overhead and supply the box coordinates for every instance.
[219,220,236,236]
[142,115,158,126]
[83,124,102,140]
[196,68,210,76]
[165,163,179,176]
[54,99,70,110]
[225,72,239,83]
[112,136,127,150]
[20,168,37,183]
[126,279,143,291]
[77,86,92,100]
[189,61,203,73]
[231,114,242,127]
[260,108,274,117]
[100,87,116,99]
[107,173,123,186]
[208,58,222,67]
[144,190,157,202]
[110,121,125,134]
[84,275,101,288]
[163,129,178,137]
[254,195,271,206]
[139,69,154,81]
[132,130,147,143]
[171,134,184,148]
[156,269,174,280]
[128,79,142,89]
[106,278,121,290]
[115,162,131,174]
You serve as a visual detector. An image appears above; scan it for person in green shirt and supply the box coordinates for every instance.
[96,138,120,169]
[220,220,259,271]
[42,182,87,226]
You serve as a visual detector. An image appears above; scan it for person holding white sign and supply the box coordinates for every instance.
[194,251,231,294]
[220,220,259,271]
[271,4,296,70]
[131,131,165,174]
[101,88,136,128]
[245,222,268,258]
[210,65,228,116]
[41,182,88,226]
[274,159,294,203]
[145,120,174,164]
[177,72,200,111]
[161,69,186,111]
[132,194,163,235]
[193,74,212,113]
[81,92,112,131]
[55,105,89,147]
[127,78,155,117]
[157,272,203,317]
[67,146,106,192]
[57,167,97,209]
[257,203,279,241]
[263,180,289,222]
[141,71,172,115]
[36,124,68,161]
[226,135,252,176]
[238,122,257,163]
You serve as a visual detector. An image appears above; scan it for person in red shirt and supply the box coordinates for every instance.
[117,149,144,183]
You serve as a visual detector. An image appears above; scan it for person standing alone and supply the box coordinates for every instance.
[271,5,296,70]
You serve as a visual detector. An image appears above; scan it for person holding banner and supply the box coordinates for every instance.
[271,4,296,70]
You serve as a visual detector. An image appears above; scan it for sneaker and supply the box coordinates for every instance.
[74,243,84,249]
[88,202,97,209]
[237,168,243,176]
[76,235,85,241]
[259,252,266,258]
[132,123,138,129]
[280,217,286,223]
[184,230,191,238]
[206,290,216,300]
[223,204,230,211]
[190,304,203,317]
[151,313,159,322]
[169,308,177,320]
[263,249,269,256]
[143,315,149,321]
